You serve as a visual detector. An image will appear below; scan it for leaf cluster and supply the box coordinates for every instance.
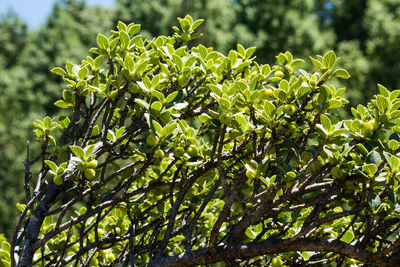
[7,15,400,267]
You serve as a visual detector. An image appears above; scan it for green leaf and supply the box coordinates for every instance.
[70,146,85,160]
[228,50,237,67]
[235,114,248,128]
[16,203,26,213]
[84,145,95,160]
[96,33,109,49]
[362,164,377,177]
[331,128,347,137]
[208,84,222,96]
[336,87,346,97]
[78,67,88,80]
[45,160,58,173]
[165,91,178,104]
[172,54,183,72]
[277,53,288,65]
[134,59,149,76]
[116,126,125,139]
[366,150,381,165]
[368,194,381,210]
[273,89,287,102]
[290,59,305,69]
[309,56,322,71]
[301,251,310,261]
[1,259,10,267]
[245,47,256,59]
[128,24,141,35]
[120,31,129,48]
[51,67,66,76]
[117,20,127,31]
[219,97,230,111]
[161,122,177,138]
[94,55,104,69]
[151,101,163,113]
[58,116,70,129]
[390,110,400,119]
[389,140,399,151]
[134,99,149,110]
[198,114,211,123]
[154,36,165,48]
[151,89,165,103]
[264,101,275,117]
[279,79,289,92]
[390,89,400,101]
[44,117,53,129]
[298,69,311,80]
[245,227,257,239]
[376,95,389,113]
[340,231,354,243]
[328,99,342,109]
[297,83,310,98]
[237,44,245,57]
[320,114,331,132]
[2,242,10,253]
[88,47,100,54]
[109,37,120,50]
[178,18,191,32]
[390,155,400,171]
[125,54,134,73]
[172,100,189,110]
[333,69,350,79]
[150,118,162,136]
[107,130,116,142]
[259,176,270,188]
[54,100,73,109]
[356,143,369,155]
[262,64,271,76]
[377,84,390,97]
[323,50,336,69]
[191,19,204,31]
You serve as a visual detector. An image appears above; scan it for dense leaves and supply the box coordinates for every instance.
[6,16,400,267]
[2,0,400,239]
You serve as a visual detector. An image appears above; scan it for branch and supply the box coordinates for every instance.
[146,238,395,267]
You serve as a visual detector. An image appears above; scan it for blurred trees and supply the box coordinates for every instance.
[0,11,27,68]
[233,0,336,63]
[1,0,400,236]
[0,0,113,236]
[0,12,29,238]
[331,0,400,105]
[114,0,237,52]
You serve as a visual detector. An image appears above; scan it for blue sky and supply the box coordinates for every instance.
[0,0,115,29]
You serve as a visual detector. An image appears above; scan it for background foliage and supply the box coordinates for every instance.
[0,0,400,238]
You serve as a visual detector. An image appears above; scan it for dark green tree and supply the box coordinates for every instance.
[328,0,400,107]
[234,0,335,63]
[0,0,114,236]
[364,0,400,92]
[0,11,27,68]
[114,0,237,52]
[0,12,30,237]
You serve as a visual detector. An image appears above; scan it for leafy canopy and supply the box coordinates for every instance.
[7,15,400,267]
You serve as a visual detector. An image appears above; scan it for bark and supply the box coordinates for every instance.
[17,185,61,267]
[146,238,399,267]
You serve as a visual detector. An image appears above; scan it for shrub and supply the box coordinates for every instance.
[8,15,400,266]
